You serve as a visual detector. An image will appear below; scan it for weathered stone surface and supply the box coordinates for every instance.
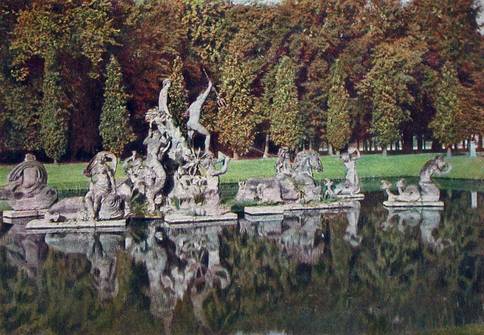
[324,147,361,198]
[2,209,47,225]
[383,201,444,208]
[0,154,57,211]
[48,196,84,215]
[335,193,365,200]
[164,212,237,226]
[244,201,355,218]
[381,155,451,205]
[236,149,322,204]
[26,218,127,232]
[122,78,233,218]
[84,152,129,220]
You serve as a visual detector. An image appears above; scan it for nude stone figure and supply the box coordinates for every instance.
[185,79,213,154]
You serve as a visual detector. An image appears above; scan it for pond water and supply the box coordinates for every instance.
[0,189,482,335]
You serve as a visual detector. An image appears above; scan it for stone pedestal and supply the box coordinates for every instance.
[383,201,444,208]
[336,193,365,200]
[26,218,127,233]
[2,209,48,224]
[244,201,356,220]
[164,212,238,227]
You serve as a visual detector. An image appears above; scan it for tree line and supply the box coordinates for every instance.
[0,0,482,162]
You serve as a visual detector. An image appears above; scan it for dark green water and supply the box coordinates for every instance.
[0,190,482,335]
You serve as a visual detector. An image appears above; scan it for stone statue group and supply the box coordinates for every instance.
[0,70,452,225]
[236,146,364,204]
[1,73,231,224]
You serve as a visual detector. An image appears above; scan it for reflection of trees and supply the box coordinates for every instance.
[350,192,483,334]
[0,191,481,334]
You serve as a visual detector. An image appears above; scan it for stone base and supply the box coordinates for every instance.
[336,193,365,200]
[244,201,355,220]
[164,213,238,227]
[26,218,127,233]
[383,201,444,208]
[2,209,48,224]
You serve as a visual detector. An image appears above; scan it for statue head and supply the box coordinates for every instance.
[24,153,36,162]
[340,152,350,162]
[162,79,171,88]
[396,179,406,189]
[380,180,392,190]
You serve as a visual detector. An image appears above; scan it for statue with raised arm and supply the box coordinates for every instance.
[158,79,171,117]
[185,77,213,154]
[0,154,57,211]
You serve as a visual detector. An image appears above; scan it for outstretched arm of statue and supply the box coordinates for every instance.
[158,82,171,116]
[352,148,361,160]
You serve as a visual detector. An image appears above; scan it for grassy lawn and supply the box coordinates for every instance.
[0,153,482,190]
[419,324,484,335]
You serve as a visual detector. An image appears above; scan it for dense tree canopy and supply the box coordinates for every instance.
[0,0,481,161]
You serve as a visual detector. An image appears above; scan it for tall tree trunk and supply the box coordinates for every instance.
[328,144,334,156]
[233,151,240,160]
[431,139,442,152]
[263,134,270,158]
[417,135,423,152]
[402,132,413,153]
[382,147,387,156]
[446,146,452,158]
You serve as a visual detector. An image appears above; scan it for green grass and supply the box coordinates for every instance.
[419,324,484,335]
[0,153,482,190]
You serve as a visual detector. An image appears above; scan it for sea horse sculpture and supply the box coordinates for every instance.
[381,155,451,203]
[236,149,322,204]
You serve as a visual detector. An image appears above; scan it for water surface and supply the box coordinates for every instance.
[0,190,482,335]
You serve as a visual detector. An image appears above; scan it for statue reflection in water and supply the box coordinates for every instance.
[343,201,362,248]
[45,232,123,301]
[280,211,326,265]
[0,224,48,278]
[382,207,451,252]
[240,202,361,265]
[127,224,230,334]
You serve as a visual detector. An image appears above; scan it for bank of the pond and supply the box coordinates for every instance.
[0,153,482,191]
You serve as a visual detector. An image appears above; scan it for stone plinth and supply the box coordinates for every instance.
[244,201,356,220]
[2,209,48,224]
[336,193,365,200]
[244,206,284,222]
[26,218,127,233]
[164,213,238,227]
[383,201,444,208]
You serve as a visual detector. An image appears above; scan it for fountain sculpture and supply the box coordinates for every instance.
[381,155,451,207]
[0,154,57,223]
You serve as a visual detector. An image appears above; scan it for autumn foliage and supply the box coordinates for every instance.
[0,0,481,161]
